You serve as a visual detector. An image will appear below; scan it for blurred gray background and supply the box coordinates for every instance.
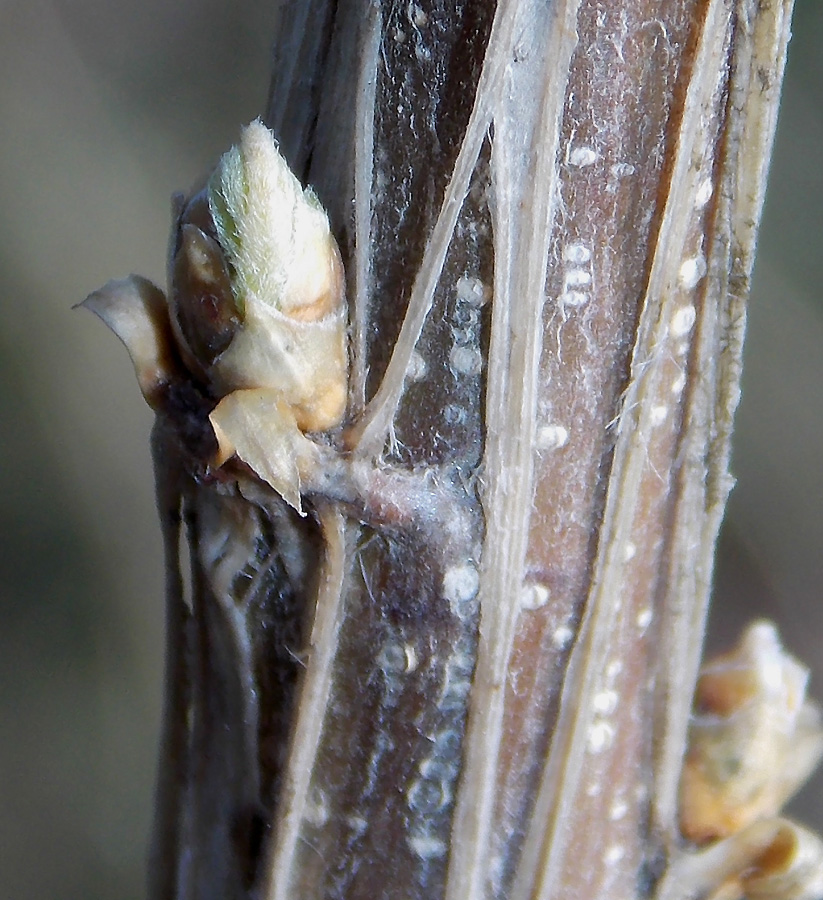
[0,2,820,898]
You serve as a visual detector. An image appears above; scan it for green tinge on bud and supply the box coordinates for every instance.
[202,119,348,434]
[82,120,349,510]
[208,119,343,321]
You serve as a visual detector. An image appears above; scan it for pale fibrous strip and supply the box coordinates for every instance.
[444,3,583,898]
[344,0,522,456]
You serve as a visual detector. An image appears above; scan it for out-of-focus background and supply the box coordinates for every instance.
[0,3,820,898]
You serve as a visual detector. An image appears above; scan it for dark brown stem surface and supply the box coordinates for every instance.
[148,2,795,899]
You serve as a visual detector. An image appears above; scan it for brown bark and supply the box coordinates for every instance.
[95,1,798,898]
